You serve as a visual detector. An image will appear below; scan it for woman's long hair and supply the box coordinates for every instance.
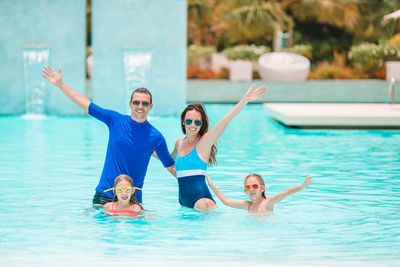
[245,173,266,199]
[181,103,217,166]
[112,174,143,210]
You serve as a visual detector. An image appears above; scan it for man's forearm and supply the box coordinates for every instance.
[58,82,90,112]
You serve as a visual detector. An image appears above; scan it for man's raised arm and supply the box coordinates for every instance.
[42,65,90,112]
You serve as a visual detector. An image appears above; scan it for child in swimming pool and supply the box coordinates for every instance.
[103,174,143,213]
[206,174,312,214]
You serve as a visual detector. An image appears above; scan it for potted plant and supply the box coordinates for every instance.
[223,45,268,81]
[348,42,400,79]
[187,45,216,70]
[386,35,400,81]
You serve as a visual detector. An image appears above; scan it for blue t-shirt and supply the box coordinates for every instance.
[89,102,174,202]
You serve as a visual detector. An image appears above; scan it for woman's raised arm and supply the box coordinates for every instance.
[198,85,266,152]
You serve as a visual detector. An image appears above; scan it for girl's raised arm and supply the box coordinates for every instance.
[206,175,249,209]
[198,85,266,151]
[268,175,312,206]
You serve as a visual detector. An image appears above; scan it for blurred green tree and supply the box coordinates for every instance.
[188,0,364,49]
[188,0,400,49]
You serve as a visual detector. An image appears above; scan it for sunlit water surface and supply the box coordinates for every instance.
[0,104,399,266]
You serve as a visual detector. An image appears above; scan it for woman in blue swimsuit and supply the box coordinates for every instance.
[171,85,267,210]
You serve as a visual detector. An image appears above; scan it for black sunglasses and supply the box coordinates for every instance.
[185,119,202,126]
[132,100,150,107]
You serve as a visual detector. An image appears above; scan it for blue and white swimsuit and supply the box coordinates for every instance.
[175,139,215,208]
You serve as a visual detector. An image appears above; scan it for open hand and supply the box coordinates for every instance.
[244,84,267,102]
[301,175,312,189]
[42,65,63,87]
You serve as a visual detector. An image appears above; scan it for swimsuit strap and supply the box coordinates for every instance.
[178,137,185,152]
[194,137,201,148]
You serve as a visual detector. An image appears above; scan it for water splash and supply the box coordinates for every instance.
[23,47,50,114]
[21,114,46,120]
[122,49,152,114]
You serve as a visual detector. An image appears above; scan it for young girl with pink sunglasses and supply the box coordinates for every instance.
[206,174,312,214]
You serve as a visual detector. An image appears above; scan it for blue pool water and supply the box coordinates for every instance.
[0,104,399,266]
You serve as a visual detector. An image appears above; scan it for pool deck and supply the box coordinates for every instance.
[263,103,400,128]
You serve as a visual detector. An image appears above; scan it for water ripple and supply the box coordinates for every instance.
[0,105,399,265]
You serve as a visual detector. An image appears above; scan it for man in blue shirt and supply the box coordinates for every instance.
[43,65,175,206]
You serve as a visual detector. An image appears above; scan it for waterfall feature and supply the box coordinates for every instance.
[23,47,50,114]
[123,49,152,114]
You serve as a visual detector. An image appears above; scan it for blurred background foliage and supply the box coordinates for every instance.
[188,0,400,49]
[187,0,400,79]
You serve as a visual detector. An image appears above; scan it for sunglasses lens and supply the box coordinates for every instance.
[132,101,150,106]
[116,187,133,193]
[185,119,202,126]
[245,184,260,191]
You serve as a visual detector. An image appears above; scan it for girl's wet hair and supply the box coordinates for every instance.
[113,174,143,210]
[180,103,217,166]
[245,173,266,199]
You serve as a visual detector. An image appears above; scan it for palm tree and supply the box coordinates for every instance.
[355,0,400,41]
[218,0,292,47]
[216,0,362,50]
[284,0,360,30]
[187,0,220,45]
[187,0,400,49]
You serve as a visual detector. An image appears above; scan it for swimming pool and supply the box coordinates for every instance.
[1,104,399,266]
